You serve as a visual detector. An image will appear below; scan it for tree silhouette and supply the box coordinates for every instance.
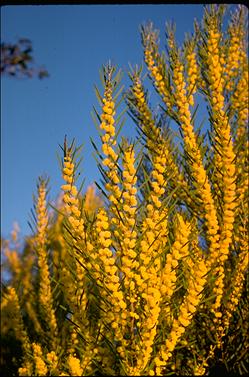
[1,38,49,79]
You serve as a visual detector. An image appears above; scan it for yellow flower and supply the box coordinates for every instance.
[67,355,83,376]
[32,343,48,376]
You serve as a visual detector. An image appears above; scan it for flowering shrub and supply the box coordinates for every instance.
[1,4,248,376]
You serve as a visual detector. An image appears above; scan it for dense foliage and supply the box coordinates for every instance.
[1,4,248,376]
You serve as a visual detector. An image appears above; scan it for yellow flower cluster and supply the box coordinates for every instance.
[131,75,160,150]
[4,287,31,357]
[67,354,83,376]
[35,180,58,344]
[232,67,248,227]
[199,10,244,335]
[130,74,194,212]
[143,36,172,109]
[94,343,116,375]
[18,364,32,377]
[61,151,94,292]
[107,145,140,370]
[203,21,238,321]
[224,33,240,91]
[161,215,191,321]
[222,246,248,332]
[46,350,58,371]
[205,24,237,223]
[61,155,84,235]
[206,28,225,110]
[232,68,248,139]
[80,344,95,375]
[211,220,235,321]
[4,239,42,335]
[193,342,216,377]
[32,342,48,376]
[224,7,247,92]
[172,58,220,262]
[3,289,34,375]
[155,257,208,375]
[101,98,116,149]
[61,152,94,353]
[205,26,224,178]
[186,50,198,106]
[120,146,138,296]
[166,26,175,52]
[67,327,79,355]
[84,184,102,215]
[100,82,123,235]
[1,8,248,377]
[4,249,21,277]
[216,128,236,261]
[100,87,117,171]
[131,145,169,374]
[36,180,48,247]
[95,208,127,352]
[193,362,208,376]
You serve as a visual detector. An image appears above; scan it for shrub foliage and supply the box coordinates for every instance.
[1,4,248,376]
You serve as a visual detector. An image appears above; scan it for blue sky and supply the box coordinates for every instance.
[1,4,216,238]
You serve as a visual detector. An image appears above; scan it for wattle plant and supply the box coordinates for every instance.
[1,4,248,376]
